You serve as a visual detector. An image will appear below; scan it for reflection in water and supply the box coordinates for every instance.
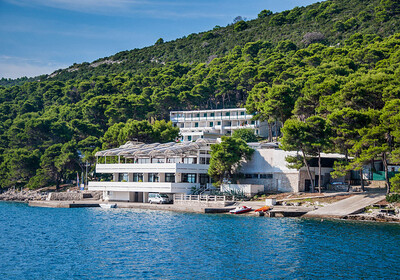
[1,202,400,279]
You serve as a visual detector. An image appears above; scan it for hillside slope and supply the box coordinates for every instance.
[2,0,397,84]
[0,0,400,190]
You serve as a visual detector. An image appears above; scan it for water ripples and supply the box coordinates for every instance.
[1,202,400,279]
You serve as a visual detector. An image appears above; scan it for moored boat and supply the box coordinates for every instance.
[99,203,117,209]
[255,206,271,212]
[229,206,252,214]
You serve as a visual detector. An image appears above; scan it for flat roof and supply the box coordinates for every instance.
[170,108,248,114]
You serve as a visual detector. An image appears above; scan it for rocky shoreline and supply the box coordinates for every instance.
[0,189,47,202]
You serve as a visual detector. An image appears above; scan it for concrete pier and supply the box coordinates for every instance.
[304,193,385,218]
[29,200,101,208]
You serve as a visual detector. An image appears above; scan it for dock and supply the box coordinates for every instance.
[29,200,101,208]
[267,206,310,217]
[303,193,385,218]
[28,200,237,213]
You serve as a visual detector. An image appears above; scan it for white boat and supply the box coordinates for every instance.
[99,203,117,209]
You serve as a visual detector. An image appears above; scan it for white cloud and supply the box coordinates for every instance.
[4,0,222,19]
[0,56,66,79]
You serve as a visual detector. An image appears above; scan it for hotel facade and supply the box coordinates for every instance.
[88,108,343,202]
[170,108,273,142]
[88,139,214,202]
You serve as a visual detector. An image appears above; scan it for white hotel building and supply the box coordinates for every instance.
[88,109,343,202]
[88,139,214,202]
[170,108,270,142]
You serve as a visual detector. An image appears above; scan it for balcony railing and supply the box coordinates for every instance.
[95,163,209,174]
[88,181,199,193]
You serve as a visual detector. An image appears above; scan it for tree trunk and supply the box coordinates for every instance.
[318,151,322,193]
[302,149,314,192]
[268,122,273,142]
[382,152,390,194]
[359,168,365,192]
[274,120,278,140]
[56,176,60,192]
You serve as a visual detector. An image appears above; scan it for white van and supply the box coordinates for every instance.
[148,193,171,204]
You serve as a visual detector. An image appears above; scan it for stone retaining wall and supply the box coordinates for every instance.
[174,200,229,207]
[47,192,83,201]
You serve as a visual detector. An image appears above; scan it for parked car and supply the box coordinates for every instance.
[148,193,171,204]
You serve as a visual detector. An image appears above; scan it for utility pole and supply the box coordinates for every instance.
[85,161,88,190]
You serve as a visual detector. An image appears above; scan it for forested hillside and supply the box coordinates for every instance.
[1,0,400,190]
[2,0,399,85]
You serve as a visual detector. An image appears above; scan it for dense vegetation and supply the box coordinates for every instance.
[4,0,399,85]
[1,0,400,191]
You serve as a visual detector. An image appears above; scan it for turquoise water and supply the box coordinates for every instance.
[1,202,400,279]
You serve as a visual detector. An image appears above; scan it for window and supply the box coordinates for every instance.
[210,113,215,117]
[251,120,255,125]
[148,173,159,182]
[209,122,213,127]
[199,174,210,185]
[119,173,128,182]
[240,111,245,115]
[245,174,258,179]
[196,113,200,117]
[183,157,197,164]
[200,157,210,164]
[133,173,143,182]
[217,121,221,125]
[188,136,192,141]
[260,174,273,179]
[167,158,180,163]
[203,113,207,117]
[195,122,199,127]
[165,173,175,183]
[182,173,196,183]
[226,112,230,116]
[152,158,165,163]
[137,158,150,164]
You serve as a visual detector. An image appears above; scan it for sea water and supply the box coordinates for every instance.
[1,202,400,279]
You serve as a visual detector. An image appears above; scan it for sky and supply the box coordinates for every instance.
[0,0,320,79]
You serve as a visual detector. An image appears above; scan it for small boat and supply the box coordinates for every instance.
[255,206,271,212]
[229,206,252,214]
[99,203,117,209]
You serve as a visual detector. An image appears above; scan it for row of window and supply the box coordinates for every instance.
[181,120,255,128]
[244,174,274,179]
[131,158,198,164]
[175,111,247,118]
[118,173,210,183]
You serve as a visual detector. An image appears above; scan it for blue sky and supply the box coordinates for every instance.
[0,0,320,79]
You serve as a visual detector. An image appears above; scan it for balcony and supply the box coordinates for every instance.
[88,181,199,193]
[170,114,254,123]
[95,163,209,174]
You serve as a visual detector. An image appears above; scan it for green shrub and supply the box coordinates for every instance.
[386,193,400,203]
[234,20,248,32]
[202,32,215,41]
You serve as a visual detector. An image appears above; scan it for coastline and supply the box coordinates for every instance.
[3,189,399,224]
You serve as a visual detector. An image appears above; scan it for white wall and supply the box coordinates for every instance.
[108,191,130,201]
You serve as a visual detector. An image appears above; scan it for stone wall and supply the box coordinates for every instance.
[0,190,47,202]
[174,200,228,207]
[47,192,83,201]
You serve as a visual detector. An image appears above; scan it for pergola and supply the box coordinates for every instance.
[95,138,215,164]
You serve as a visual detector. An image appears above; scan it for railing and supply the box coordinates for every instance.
[173,194,234,202]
